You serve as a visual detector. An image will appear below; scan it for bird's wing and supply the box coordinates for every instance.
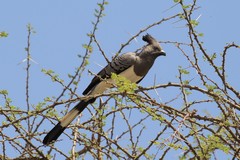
[82,52,138,95]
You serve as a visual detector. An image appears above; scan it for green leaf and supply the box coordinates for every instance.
[0,90,8,95]
[179,14,185,19]
[190,20,199,27]
[35,102,46,111]
[210,53,217,61]
[184,89,192,95]
[182,5,191,9]
[0,31,8,38]
[198,33,204,37]
[111,73,138,93]
[169,143,181,150]
[44,97,52,102]
[179,67,190,75]
[73,81,78,85]
[82,44,93,53]
[205,84,217,92]
[183,80,189,85]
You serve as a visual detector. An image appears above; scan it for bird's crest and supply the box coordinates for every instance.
[142,34,157,44]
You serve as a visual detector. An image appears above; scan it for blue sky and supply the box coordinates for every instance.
[1,0,239,105]
[1,0,240,159]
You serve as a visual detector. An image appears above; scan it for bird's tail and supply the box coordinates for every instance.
[43,100,92,145]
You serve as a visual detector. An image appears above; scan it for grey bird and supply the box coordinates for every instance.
[43,34,166,145]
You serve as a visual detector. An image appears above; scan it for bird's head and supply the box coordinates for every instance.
[141,34,166,57]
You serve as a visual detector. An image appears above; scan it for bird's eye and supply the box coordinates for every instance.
[154,46,160,50]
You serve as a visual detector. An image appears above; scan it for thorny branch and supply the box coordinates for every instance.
[0,0,240,159]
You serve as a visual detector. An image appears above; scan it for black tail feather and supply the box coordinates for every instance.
[43,98,96,145]
[43,122,66,145]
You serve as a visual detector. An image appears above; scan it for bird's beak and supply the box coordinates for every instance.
[159,50,166,56]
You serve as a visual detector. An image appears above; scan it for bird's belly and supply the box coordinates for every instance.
[118,65,142,82]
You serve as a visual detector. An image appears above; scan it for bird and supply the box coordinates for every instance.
[43,34,166,145]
